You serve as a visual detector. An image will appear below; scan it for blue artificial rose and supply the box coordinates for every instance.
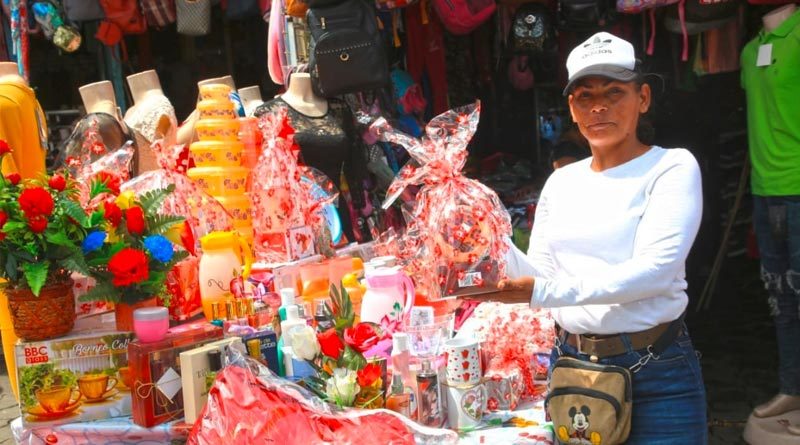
[81,231,107,254]
[143,235,175,263]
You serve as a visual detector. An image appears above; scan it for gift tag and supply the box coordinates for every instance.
[757,44,773,67]
[156,367,182,402]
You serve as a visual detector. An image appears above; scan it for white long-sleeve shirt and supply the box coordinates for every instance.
[506,146,703,334]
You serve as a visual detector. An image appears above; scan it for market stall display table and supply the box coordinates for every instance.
[11,416,189,444]
[459,400,554,445]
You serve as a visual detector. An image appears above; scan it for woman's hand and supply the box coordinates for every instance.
[482,276,535,305]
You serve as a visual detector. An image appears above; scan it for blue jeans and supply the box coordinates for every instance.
[752,195,800,396]
[550,329,708,444]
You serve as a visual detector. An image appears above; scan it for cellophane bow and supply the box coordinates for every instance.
[188,344,458,445]
[64,117,135,210]
[370,102,512,298]
[249,108,338,263]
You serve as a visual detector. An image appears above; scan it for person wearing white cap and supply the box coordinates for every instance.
[498,32,707,443]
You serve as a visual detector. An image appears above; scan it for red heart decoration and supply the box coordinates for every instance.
[463,372,471,382]
[461,350,469,359]
[462,361,469,370]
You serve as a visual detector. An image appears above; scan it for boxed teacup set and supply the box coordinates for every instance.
[15,330,135,426]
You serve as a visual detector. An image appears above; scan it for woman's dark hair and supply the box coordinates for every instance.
[635,73,660,146]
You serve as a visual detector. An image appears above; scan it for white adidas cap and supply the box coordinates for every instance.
[564,32,639,96]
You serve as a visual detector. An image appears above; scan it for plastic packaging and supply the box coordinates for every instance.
[370,103,512,299]
[187,346,458,445]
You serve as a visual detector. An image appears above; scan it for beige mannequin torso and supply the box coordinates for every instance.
[124,70,177,173]
[79,81,120,118]
[763,4,796,32]
[0,62,26,85]
[281,73,328,117]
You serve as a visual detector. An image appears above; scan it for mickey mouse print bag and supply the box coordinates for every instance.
[545,357,632,445]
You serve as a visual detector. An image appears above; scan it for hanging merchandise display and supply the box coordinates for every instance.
[307,0,390,97]
[63,0,105,22]
[96,0,147,49]
[557,0,614,31]
[431,0,496,35]
[508,3,557,54]
[176,0,211,35]
[140,0,177,29]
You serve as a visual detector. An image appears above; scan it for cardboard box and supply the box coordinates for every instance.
[179,337,242,424]
[242,329,279,375]
[15,331,135,427]
[128,321,222,427]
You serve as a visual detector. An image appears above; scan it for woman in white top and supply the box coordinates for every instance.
[500,32,707,443]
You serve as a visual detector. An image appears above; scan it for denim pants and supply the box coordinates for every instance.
[550,329,708,444]
[752,195,800,396]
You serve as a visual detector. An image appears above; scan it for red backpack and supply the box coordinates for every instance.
[432,0,496,35]
[98,0,147,36]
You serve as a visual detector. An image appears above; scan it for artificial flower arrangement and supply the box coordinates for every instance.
[295,285,386,409]
[77,180,189,310]
[0,141,99,296]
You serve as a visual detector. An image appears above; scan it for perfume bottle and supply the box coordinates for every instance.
[205,349,223,394]
[247,338,266,365]
[391,333,417,420]
[417,360,443,427]
[386,374,411,418]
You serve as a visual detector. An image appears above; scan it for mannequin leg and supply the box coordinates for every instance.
[752,196,800,418]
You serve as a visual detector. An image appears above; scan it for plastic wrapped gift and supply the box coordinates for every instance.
[485,364,524,412]
[188,346,458,445]
[370,102,512,299]
[249,109,338,263]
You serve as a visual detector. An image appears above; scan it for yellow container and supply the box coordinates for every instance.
[196,119,240,141]
[216,194,252,225]
[190,140,244,167]
[199,83,232,101]
[199,231,253,321]
[0,290,19,401]
[187,166,249,196]
[197,99,235,120]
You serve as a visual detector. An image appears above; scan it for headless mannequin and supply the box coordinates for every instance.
[750,3,800,423]
[0,61,25,84]
[763,3,796,33]
[125,70,177,173]
[79,81,120,119]
[176,76,238,145]
[238,86,264,117]
[255,72,366,242]
[281,73,328,117]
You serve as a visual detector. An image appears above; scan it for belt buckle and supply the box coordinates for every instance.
[575,335,600,363]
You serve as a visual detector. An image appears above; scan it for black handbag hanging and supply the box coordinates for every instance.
[307,0,390,97]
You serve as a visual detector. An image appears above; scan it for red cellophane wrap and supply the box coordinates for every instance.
[121,140,233,320]
[188,347,458,445]
[370,102,512,299]
[459,302,555,404]
[249,109,338,263]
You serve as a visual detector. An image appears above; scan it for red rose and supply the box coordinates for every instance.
[344,323,380,354]
[0,210,6,241]
[125,206,146,235]
[356,362,381,388]
[48,175,67,192]
[18,187,54,217]
[103,201,122,227]
[108,248,150,287]
[95,171,121,195]
[0,140,11,156]
[27,216,48,233]
[317,328,345,359]
[6,173,21,186]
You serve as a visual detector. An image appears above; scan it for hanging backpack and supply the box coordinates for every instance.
[432,0,496,35]
[508,3,555,54]
[663,0,738,60]
[307,0,390,97]
[558,0,613,31]
[97,0,147,35]
[375,0,416,11]
[225,0,260,19]
[62,0,105,22]
[616,0,678,14]
[140,0,177,28]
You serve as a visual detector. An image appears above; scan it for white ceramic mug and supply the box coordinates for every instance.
[446,383,487,430]
[444,337,482,385]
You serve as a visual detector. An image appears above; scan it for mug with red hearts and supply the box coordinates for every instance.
[444,337,482,385]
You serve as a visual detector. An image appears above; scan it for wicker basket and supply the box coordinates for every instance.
[6,279,75,341]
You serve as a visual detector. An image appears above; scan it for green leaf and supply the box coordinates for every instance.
[45,231,77,249]
[146,214,184,235]
[63,201,88,227]
[90,211,105,226]
[61,254,90,276]
[89,179,112,198]
[339,345,366,371]
[22,261,49,296]
[3,221,25,232]
[5,254,18,281]
[78,280,119,303]
[138,186,175,214]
